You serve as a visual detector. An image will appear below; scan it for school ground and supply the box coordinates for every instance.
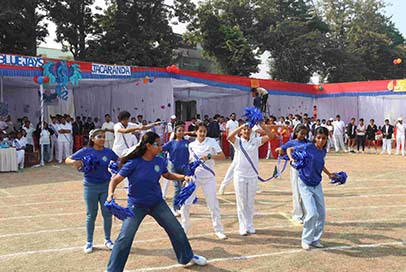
[1,152,406,272]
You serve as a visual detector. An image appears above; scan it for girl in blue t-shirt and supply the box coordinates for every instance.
[162,125,191,215]
[66,129,119,254]
[286,126,336,250]
[106,132,207,271]
[276,124,309,224]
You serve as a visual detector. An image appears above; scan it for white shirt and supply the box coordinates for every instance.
[112,122,139,157]
[356,124,366,136]
[292,119,301,128]
[226,120,238,134]
[256,87,268,97]
[232,136,262,178]
[102,121,115,141]
[153,124,166,138]
[56,123,72,143]
[189,137,222,179]
[40,129,50,145]
[396,123,406,137]
[23,126,35,145]
[167,122,176,133]
[0,121,7,130]
[332,120,346,135]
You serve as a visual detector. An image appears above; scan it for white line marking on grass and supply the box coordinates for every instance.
[0,200,79,207]
[217,196,235,204]
[128,241,405,271]
[1,218,405,260]
[0,212,83,221]
[0,244,105,260]
[0,189,11,196]
[0,191,81,199]
[339,193,406,199]
[278,212,301,227]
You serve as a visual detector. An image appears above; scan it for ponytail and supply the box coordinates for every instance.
[119,131,160,168]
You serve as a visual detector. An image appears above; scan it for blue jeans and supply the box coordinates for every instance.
[41,144,50,162]
[83,182,112,243]
[107,199,194,271]
[298,178,325,245]
[171,165,184,211]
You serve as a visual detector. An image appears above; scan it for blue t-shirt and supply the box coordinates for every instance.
[119,156,168,208]
[162,139,190,170]
[71,147,118,184]
[280,139,309,151]
[295,143,327,187]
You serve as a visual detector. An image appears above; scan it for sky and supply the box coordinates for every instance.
[40,0,406,78]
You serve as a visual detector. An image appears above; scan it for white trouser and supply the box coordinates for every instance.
[104,139,114,149]
[333,134,346,152]
[16,150,25,169]
[180,176,224,233]
[382,139,392,154]
[161,179,170,198]
[49,136,58,162]
[395,136,405,156]
[57,142,71,163]
[234,174,257,234]
[290,167,305,221]
[219,161,235,190]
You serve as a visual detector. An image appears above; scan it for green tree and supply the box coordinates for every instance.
[45,0,95,60]
[320,0,406,82]
[87,0,195,66]
[0,0,48,56]
[185,1,259,76]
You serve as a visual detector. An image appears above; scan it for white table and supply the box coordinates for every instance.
[0,148,18,172]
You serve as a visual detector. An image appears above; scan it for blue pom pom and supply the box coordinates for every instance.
[242,107,263,128]
[108,161,119,174]
[78,154,100,173]
[104,199,135,220]
[174,182,196,209]
[290,150,309,169]
[330,171,348,185]
[184,160,202,176]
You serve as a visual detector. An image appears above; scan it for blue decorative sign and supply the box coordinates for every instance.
[0,54,44,67]
[92,63,131,76]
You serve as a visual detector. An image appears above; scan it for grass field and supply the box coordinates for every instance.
[1,152,406,272]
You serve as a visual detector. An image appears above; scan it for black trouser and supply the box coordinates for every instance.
[356,135,366,151]
[261,94,268,113]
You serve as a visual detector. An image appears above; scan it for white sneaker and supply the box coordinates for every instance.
[215,232,227,240]
[301,241,310,250]
[239,231,248,236]
[84,242,93,253]
[311,241,324,248]
[191,255,207,266]
[247,227,256,234]
[105,239,114,250]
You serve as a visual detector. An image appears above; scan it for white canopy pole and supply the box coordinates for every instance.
[0,76,3,103]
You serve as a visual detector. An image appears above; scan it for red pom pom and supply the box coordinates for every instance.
[43,76,50,84]
[33,76,39,84]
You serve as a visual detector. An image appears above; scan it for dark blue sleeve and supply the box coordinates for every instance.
[162,141,172,152]
[71,148,88,160]
[280,140,295,151]
[119,160,136,177]
[109,149,119,161]
[295,143,312,152]
[161,158,169,174]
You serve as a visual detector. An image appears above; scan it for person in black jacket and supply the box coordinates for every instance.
[380,119,394,155]
[366,119,378,154]
[347,118,356,153]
